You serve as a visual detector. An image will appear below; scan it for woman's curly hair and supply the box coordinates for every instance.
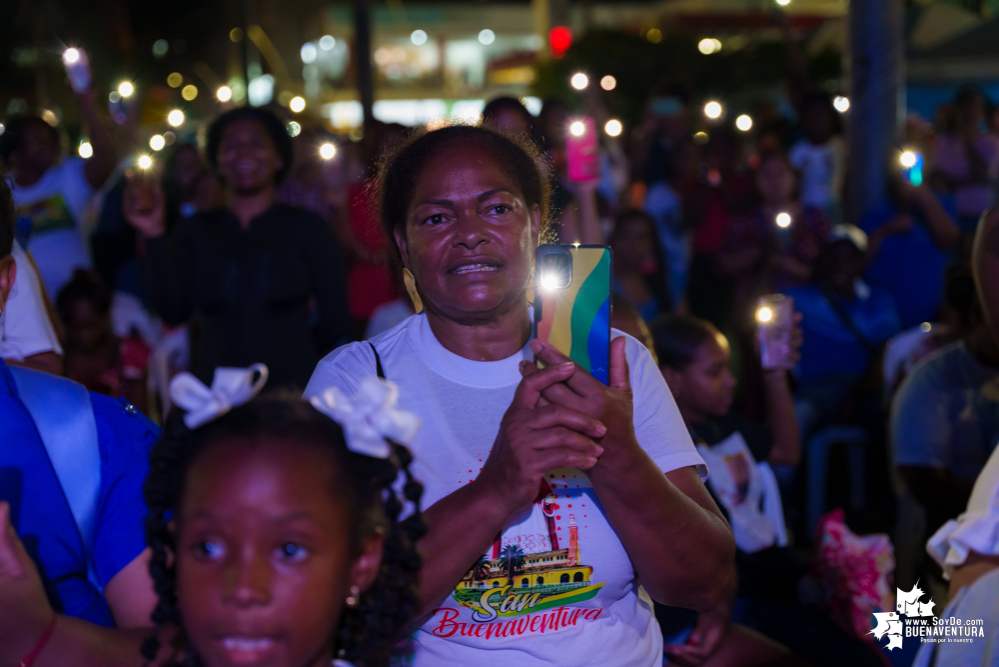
[140,391,425,667]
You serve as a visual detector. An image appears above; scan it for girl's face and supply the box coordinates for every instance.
[395,142,540,323]
[756,156,795,207]
[612,216,656,268]
[216,119,283,195]
[176,437,382,667]
[663,335,736,424]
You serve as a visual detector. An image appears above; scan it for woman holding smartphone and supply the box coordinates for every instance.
[305,125,734,667]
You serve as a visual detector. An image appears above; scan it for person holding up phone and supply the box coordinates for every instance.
[652,314,885,667]
[0,48,118,298]
[305,125,734,667]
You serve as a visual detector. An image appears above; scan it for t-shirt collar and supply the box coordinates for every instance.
[408,309,534,389]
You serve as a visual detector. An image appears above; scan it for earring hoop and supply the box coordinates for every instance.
[402,268,424,314]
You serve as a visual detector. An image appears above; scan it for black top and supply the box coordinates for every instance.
[145,204,349,388]
[691,410,774,463]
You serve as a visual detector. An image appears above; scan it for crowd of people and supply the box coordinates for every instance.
[2,45,999,667]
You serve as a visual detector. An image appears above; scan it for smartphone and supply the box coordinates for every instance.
[757,294,794,370]
[533,244,612,384]
[566,117,599,182]
[62,48,92,93]
[903,152,924,187]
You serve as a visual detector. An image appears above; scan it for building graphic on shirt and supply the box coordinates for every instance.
[452,479,603,621]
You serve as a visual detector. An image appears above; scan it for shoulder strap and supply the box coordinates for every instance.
[9,366,103,592]
[368,342,386,380]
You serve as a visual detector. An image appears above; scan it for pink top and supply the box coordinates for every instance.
[931,132,999,216]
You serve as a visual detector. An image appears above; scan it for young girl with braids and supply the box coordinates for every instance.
[141,364,425,667]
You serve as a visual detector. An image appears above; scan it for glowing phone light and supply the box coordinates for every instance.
[757,306,773,323]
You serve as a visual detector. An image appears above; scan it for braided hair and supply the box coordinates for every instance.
[141,391,425,667]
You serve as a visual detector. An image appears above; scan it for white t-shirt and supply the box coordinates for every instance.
[11,157,94,298]
[789,137,844,211]
[0,241,63,361]
[305,312,706,667]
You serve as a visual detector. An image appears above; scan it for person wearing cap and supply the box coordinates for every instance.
[781,225,902,437]
[0,176,158,665]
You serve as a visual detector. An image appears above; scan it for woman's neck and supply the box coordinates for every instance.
[226,186,275,230]
[425,299,532,362]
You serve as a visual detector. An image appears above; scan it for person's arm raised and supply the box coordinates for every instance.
[974,206,999,345]
[415,362,606,618]
[529,338,735,612]
[0,503,147,667]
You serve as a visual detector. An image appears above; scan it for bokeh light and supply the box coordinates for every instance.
[646,28,662,44]
[569,121,586,137]
[78,141,93,158]
[301,43,317,64]
[167,109,185,127]
[287,121,302,137]
[320,143,337,160]
[118,82,134,98]
[138,155,153,169]
[776,212,792,228]
[289,96,306,113]
[181,85,198,101]
[900,151,917,168]
[217,86,232,102]
[757,306,773,323]
[152,39,169,57]
[63,48,80,64]
[834,96,850,113]
[736,114,753,131]
[149,135,166,151]
[570,73,589,90]
[230,28,244,42]
[604,119,623,137]
[319,35,336,50]
[600,75,617,91]
[698,38,723,55]
[704,101,723,119]
[479,29,495,45]
[167,72,183,88]
[411,30,428,46]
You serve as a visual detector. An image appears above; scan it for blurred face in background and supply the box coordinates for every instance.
[756,155,795,208]
[65,299,112,352]
[13,119,59,175]
[819,240,865,296]
[171,145,208,200]
[662,333,736,424]
[216,118,283,195]
[611,214,657,271]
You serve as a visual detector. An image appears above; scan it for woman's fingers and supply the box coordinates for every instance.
[528,426,603,455]
[526,404,606,438]
[608,336,631,392]
[530,340,596,397]
[511,360,575,408]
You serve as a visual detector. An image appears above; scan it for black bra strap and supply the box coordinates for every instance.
[368,342,386,380]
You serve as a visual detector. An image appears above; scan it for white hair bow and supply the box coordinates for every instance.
[309,377,421,459]
[170,364,269,429]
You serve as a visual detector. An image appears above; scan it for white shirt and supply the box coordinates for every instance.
[306,312,705,667]
[789,137,844,211]
[0,241,63,361]
[10,157,94,298]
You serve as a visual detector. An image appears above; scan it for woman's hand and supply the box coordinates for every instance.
[476,362,607,516]
[664,610,730,666]
[123,171,166,239]
[525,337,638,470]
[0,502,55,664]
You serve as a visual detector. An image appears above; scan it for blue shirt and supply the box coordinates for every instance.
[0,360,158,626]
[891,342,999,480]
[861,196,957,330]
[784,282,902,385]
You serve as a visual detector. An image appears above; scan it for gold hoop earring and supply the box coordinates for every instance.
[345,585,360,608]
[403,268,424,314]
